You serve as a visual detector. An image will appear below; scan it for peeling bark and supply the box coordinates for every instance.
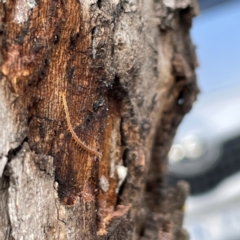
[0,0,198,239]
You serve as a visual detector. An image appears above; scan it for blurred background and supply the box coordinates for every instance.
[167,0,240,239]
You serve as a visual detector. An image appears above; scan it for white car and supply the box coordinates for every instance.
[185,171,240,240]
[167,0,240,238]
[168,84,240,196]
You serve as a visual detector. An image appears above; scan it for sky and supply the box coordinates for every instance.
[191,0,240,93]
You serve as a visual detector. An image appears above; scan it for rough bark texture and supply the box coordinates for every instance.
[0,0,199,239]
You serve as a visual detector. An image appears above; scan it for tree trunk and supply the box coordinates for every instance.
[0,0,199,239]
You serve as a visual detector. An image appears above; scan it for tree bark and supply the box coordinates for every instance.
[0,0,199,239]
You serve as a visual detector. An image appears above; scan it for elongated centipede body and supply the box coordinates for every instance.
[60,92,102,158]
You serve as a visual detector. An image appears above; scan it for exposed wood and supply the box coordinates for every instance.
[0,0,199,239]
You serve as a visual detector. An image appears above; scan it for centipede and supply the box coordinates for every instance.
[60,92,102,158]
